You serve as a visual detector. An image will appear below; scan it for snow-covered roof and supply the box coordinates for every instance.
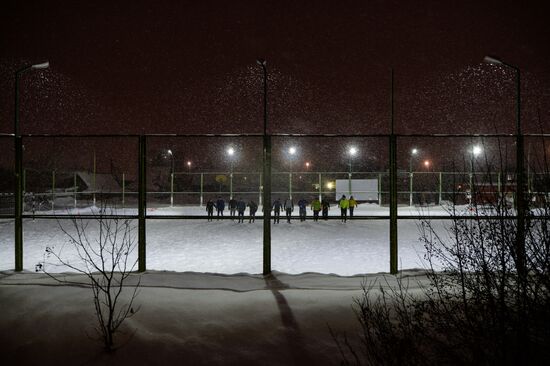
[76,171,120,193]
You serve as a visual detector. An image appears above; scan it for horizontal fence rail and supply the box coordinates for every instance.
[2,133,549,274]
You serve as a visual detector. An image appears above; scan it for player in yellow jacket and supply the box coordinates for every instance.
[348,196,357,218]
[338,195,349,223]
[310,197,321,221]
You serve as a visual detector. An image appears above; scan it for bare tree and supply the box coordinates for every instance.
[333,138,550,365]
[39,205,140,351]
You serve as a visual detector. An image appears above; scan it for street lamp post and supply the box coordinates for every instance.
[14,61,49,271]
[484,55,526,286]
[257,59,271,275]
[469,145,482,206]
[227,146,235,199]
[348,146,358,196]
[288,146,297,199]
[409,148,418,206]
[167,149,175,207]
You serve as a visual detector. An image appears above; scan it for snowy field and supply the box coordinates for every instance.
[0,270,430,365]
[0,204,464,275]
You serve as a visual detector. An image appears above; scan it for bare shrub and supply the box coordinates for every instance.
[333,140,550,365]
[39,205,141,351]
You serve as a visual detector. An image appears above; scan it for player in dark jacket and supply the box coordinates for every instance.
[321,198,330,220]
[236,198,247,223]
[284,197,294,223]
[297,198,308,222]
[248,200,258,223]
[272,198,282,224]
[215,196,225,220]
[228,198,237,218]
[206,199,215,221]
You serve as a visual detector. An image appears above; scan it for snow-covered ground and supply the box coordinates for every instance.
[0,270,431,365]
[0,204,502,364]
[0,204,456,275]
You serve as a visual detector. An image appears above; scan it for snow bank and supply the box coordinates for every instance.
[0,270,431,365]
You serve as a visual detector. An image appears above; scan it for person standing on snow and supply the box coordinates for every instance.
[284,197,294,223]
[215,196,225,220]
[228,197,237,219]
[348,195,357,218]
[248,200,258,223]
[321,197,330,220]
[339,194,349,223]
[206,199,215,221]
[297,197,308,222]
[236,198,247,223]
[272,198,282,224]
[311,197,321,222]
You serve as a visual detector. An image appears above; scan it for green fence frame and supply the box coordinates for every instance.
[2,132,549,275]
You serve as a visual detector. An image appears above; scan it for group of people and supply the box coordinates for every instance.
[336,194,357,223]
[271,194,357,224]
[206,197,258,223]
[206,194,358,224]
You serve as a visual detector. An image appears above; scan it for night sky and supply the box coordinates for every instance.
[1,0,549,172]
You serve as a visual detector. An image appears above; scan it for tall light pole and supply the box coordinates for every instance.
[167,149,175,207]
[484,55,526,284]
[167,149,175,173]
[347,146,358,196]
[288,146,297,199]
[469,145,482,206]
[15,61,49,271]
[227,146,235,199]
[409,148,418,206]
[389,68,398,274]
[257,58,271,275]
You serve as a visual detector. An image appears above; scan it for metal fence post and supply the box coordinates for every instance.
[230,171,234,200]
[93,150,96,207]
[439,171,443,204]
[409,171,414,206]
[200,173,204,207]
[497,172,501,198]
[378,173,382,205]
[318,172,322,202]
[122,172,125,210]
[390,135,398,274]
[263,135,272,275]
[515,113,526,288]
[74,172,77,209]
[14,135,23,271]
[170,172,174,207]
[52,170,55,211]
[389,69,398,275]
[259,172,262,206]
[289,172,292,200]
[138,135,146,272]
[258,58,271,275]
